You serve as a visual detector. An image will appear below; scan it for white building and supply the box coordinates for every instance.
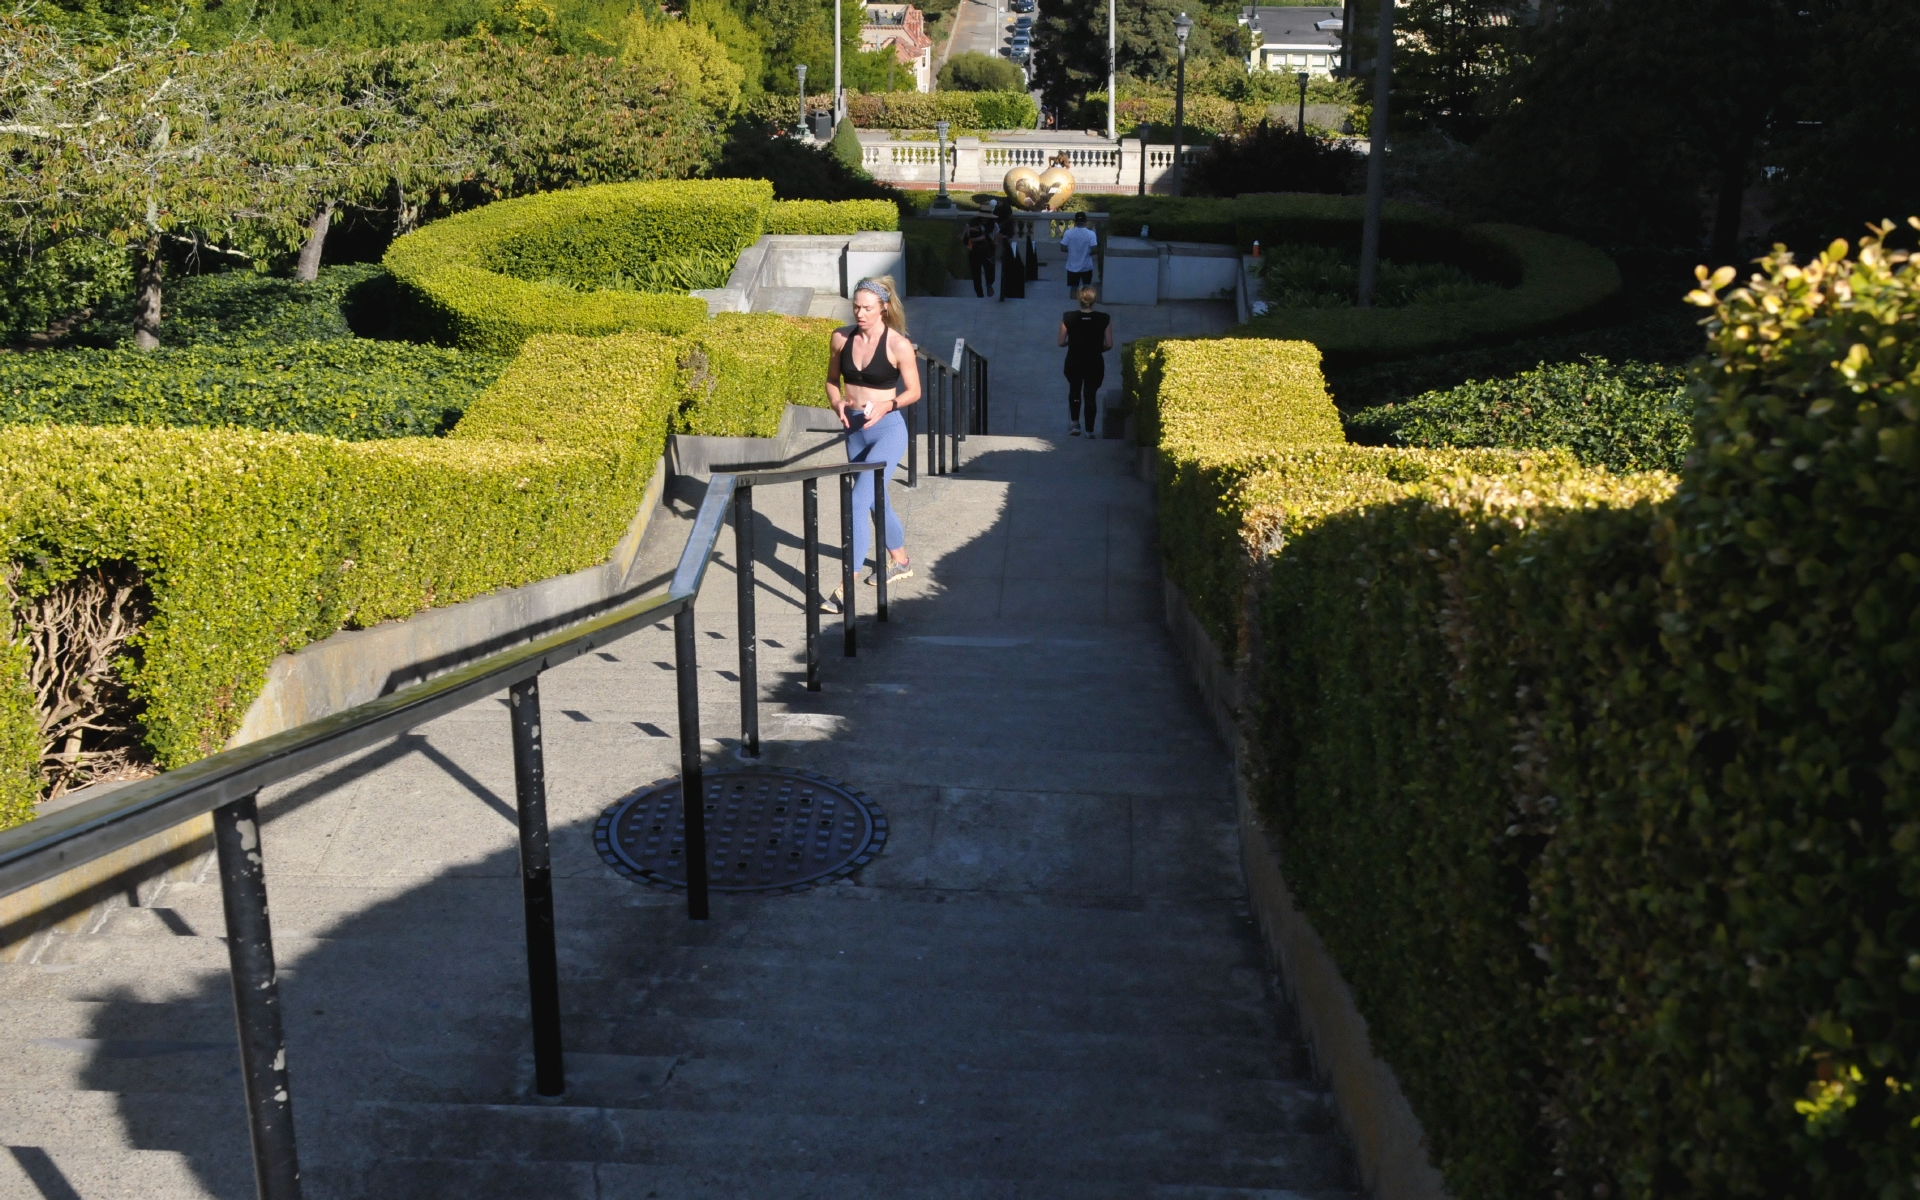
[1237,6,1344,76]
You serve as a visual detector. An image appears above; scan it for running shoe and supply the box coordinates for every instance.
[821,587,843,614]
[864,558,913,586]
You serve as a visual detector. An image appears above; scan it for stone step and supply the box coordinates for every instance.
[0,1142,250,1200]
[307,1156,1365,1200]
[317,1099,1358,1192]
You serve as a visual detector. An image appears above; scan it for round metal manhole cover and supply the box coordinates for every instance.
[595,768,885,894]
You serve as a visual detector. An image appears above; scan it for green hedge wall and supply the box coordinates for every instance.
[1347,356,1693,473]
[0,331,680,772]
[766,200,900,235]
[672,313,835,437]
[384,180,899,353]
[0,341,504,440]
[0,611,36,829]
[1091,195,1619,365]
[842,90,1038,131]
[1147,223,1920,1199]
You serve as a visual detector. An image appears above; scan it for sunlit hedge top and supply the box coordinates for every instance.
[383,179,899,353]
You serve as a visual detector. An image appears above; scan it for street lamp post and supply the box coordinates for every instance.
[1297,70,1309,132]
[796,63,808,139]
[933,119,954,210]
[834,0,843,123]
[1105,0,1117,142]
[1171,12,1192,197]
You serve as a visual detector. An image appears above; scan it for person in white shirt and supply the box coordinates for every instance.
[1060,212,1099,295]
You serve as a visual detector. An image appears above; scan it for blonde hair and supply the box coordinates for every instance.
[854,275,908,335]
[1077,285,1099,307]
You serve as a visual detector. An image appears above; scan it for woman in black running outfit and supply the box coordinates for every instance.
[1057,285,1113,437]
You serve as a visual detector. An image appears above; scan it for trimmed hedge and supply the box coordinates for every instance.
[1235,223,1620,365]
[384,180,899,353]
[0,331,680,772]
[383,180,755,352]
[1090,195,1620,365]
[842,90,1038,131]
[1348,357,1692,473]
[0,341,504,440]
[766,199,900,236]
[0,612,36,828]
[1150,223,1920,1199]
[672,313,835,437]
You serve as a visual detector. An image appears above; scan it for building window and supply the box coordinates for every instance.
[1310,54,1326,65]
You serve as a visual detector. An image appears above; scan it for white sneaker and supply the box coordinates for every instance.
[1069,421,1081,437]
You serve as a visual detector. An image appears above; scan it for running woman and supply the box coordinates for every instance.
[1058,285,1113,437]
[824,275,919,611]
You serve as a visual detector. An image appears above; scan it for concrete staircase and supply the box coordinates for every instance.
[0,429,1360,1198]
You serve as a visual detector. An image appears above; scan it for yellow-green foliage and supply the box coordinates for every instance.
[0,331,680,773]
[384,181,900,353]
[766,200,900,235]
[0,610,37,829]
[1218,222,1920,1200]
[672,313,835,437]
[1249,464,1676,1199]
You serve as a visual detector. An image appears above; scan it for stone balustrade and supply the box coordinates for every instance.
[857,134,1206,192]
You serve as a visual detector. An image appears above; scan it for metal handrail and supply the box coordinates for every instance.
[906,338,989,485]
[0,455,893,1200]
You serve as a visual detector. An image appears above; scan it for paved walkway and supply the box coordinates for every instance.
[0,286,1353,1198]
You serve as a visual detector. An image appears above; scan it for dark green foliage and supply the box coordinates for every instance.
[0,341,502,440]
[827,118,865,174]
[1347,357,1692,473]
[1185,121,1359,199]
[937,51,1024,93]
[0,239,131,345]
[1254,242,1498,309]
[710,118,908,209]
[1322,305,1703,410]
[73,265,384,348]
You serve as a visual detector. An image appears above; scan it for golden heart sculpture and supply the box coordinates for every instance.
[1003,167,1044,211]
[1036,165,1076,211]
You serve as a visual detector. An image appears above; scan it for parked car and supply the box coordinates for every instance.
[1011,0,1034,12]
[1009,38,1031,61]
[1013,17,1034,32]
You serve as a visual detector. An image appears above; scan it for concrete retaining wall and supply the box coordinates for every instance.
[1159,573,1453,1200]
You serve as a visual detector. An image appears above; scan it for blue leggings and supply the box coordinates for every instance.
[848,410,907,569]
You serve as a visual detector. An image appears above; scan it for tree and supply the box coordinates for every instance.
[1185,119,1358,197]
[617,9,747,117]
[937,50,1023,93]
[0,13,308,347]
[1032,0,1227,126]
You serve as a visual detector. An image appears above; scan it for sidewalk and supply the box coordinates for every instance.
[0,286,1353,1198]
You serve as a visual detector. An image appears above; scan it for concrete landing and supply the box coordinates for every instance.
[0,301,1353,1198]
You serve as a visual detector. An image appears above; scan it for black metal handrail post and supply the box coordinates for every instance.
[673,604,711,921]
[874,469,890,622]
[214,792,300,1200]
[839,471,858,657]
[803,478,822,691]
[507,677,565,1095]
[733,486,759,758]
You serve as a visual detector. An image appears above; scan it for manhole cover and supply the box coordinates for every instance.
[594,768,885,894]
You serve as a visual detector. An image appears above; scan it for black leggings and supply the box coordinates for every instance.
[1066,367,1104,427]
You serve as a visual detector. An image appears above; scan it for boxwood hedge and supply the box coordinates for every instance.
[1347,356,1692,473]
[0,306,842,804]
[0,341,504,440]
[384,180,900,353]
[1142,223,1920,1200]
[1090,195,1620,366]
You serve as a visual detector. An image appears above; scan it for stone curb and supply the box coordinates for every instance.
[1160,576,1453,1200]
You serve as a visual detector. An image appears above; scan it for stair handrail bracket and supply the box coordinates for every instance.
[0,454,893,1200]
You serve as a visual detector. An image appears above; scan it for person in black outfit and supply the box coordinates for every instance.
[964,218,996,298]
[1058,285,1113,437]
[994,197,1023,300]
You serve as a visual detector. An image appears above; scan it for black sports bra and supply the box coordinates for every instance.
[839,326,901,388]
